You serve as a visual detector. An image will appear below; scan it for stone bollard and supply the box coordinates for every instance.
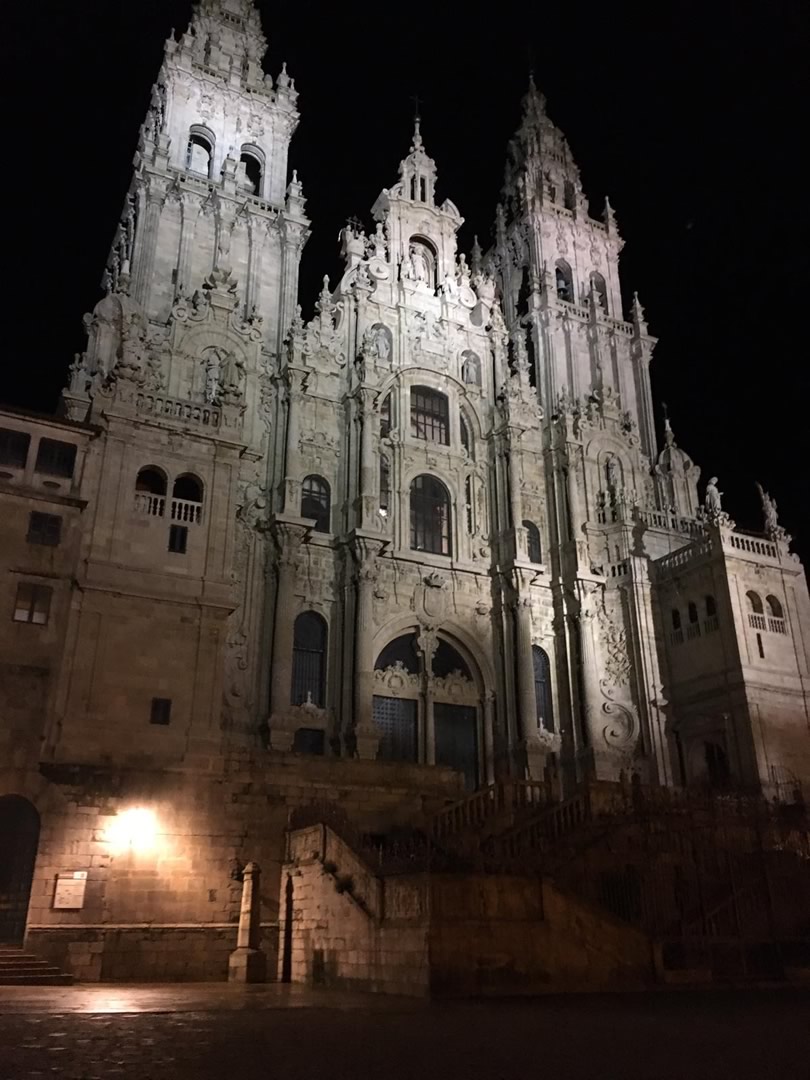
[228,861,267,983]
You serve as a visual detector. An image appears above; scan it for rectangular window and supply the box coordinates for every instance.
[410,388,449,445]
[27,512,62,547]
[168,524,188,554]
[0,428,31,469]
[35,439,77,479]
[150,698,172,725]
[13,583,52,625]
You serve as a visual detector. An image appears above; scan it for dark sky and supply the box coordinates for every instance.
[8,1,808,557]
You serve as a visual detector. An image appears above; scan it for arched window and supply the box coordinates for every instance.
[705,595,717,617]
[555,260,573,303]
[671,609,682,631]
[380,456,390,516]
[186,126,214,177]
[688,601,699,624]
[411,387,449,445]
[563,180,576,212]
[172,474,202,502]
[239,145,263,196]
[746,590,763,614]
[532,645,554,732]
[461,351,481,386]
[380,393,392,439]
[766,595,784,619]
[410,474,451,556]
[171,474,203,524]
[523,521,542,564]
[291,612,327,707]
[460,413,470,455]
[590,272,608,314]
[135,466,167,517]
[136,467,166,495]
[301,475,331,533]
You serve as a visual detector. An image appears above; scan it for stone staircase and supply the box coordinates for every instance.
[0,945,74,985]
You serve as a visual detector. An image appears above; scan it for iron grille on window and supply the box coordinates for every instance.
[301,475,331,533]
[0,428,30,469]
[27,512,62,547]
[34,439,77,479]
[410,474,451,556]
[373,696,417,762]
[380,456,390,513]
[13,583,52,625]
[410,387,449,445]
[291,612,327,707]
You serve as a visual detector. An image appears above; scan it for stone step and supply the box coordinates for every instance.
[0,947,74,985]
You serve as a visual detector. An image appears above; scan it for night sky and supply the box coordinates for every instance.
[8,1,808,558]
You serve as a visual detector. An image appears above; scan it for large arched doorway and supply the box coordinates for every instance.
[372,632,483,790]
[0,795,40,944]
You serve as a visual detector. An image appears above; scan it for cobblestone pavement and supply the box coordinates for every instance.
[1,984,808,1080]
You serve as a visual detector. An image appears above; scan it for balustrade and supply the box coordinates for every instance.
[171,497,202,524]
[133,492,165,517]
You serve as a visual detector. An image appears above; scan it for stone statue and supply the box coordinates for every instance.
[371,221,387,260]
[204,348,222,403]
[704,476,722,514]
[755,482,779,537]
[410,244,429,283]
[606,455,621,495]
[217,221,232,268]
[401,247,415,281]
[373,325,391,361]
[442,271,458,299]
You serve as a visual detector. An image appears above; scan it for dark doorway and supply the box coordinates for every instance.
[434,704,479,791]
[0,795,40,943]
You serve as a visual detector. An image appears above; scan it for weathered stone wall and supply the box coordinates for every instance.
[16,754,460,981]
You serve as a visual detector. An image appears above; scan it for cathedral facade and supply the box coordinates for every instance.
[1,0,808,980]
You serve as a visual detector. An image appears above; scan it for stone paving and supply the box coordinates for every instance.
[0,984,808,1080]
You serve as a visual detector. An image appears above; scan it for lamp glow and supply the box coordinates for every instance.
[107,807,158,853]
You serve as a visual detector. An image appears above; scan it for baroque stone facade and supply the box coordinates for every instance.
[1,0,808,979]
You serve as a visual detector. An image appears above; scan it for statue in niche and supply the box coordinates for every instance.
[372,324,391,361]
[442,271,459,299]
[204,348,222,403]
[216,221,233,268]
[704,476,723,515]
[221,350,245,399]
[606,455,621,496]
[410,244,429,284]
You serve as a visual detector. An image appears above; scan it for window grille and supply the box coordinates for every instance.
[410,474,451,556]
[301,475,331,533]
[291,612,327,707]
[410,387,449,445]
[27,512,62,547]
[13,583,52,625]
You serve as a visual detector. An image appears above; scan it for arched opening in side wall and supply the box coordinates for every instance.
[0,795,40,944]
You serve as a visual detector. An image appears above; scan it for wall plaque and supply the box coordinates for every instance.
[53,871,88,910]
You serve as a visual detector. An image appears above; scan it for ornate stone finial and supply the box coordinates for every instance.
[411,115,423,150]
[277,61,290,88]
[471,235,483,275]
[631,291,646,327]
[603,196,616,229]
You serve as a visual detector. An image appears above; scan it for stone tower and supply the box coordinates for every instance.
[53,0,310,762]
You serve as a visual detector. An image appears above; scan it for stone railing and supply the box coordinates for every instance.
[748,612,787,635]
[431,779,549,841]
[636,508,704,538]
[655,539,712,574]
[725,532,779,560]
[136,393,221,430]
[133,492,165,517]
[171,497,202,525]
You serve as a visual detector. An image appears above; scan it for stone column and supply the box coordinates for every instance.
[132,181,166,309]
[352,539,383,759]
[228,862,266,983]
[358,388,378,529]
[483,690,496,784]
[514,593,547,780]
[175,193,200,297]
[283,369,306,512]
[269,524,306,751]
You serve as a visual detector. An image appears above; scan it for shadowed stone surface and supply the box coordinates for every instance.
[0,985,808,1080]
